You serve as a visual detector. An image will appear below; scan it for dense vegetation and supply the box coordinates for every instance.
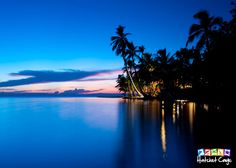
[111,3,236,100]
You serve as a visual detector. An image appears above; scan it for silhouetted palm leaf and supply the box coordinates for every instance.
[187,10,222,51]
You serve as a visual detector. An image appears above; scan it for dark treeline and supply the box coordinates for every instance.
[111,2,236,101]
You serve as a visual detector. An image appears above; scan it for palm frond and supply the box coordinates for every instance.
[189,24,202,35]
[193,10,209,21]
[210,17,223,30]
[196,36,206,50]
[186,30,202,46]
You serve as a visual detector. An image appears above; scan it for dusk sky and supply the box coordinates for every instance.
[0,0,232,94]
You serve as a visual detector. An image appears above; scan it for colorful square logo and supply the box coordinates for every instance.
[217,149,224,156]
[198,149,204,156]
[224,149,231,157]
[204,149,211,156]
[211,148,218,156]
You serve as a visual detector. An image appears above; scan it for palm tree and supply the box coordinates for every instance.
[116,74,128,95]
[111,25,144,97]
[137,51,161,97]
[138,45,145,55]
[230,1,236,20]
[186,10,222,52]
[155,49,176,94]
[138,46,155,72]
[126,42,143,91]
[126,42,139,72]
[111,25,130,56]
[156,49,174,66]
[175,48,193,88]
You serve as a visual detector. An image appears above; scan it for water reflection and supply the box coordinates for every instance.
[172,103,176,124]
[188,102,196,133]
[0,98,231,168]
[161,101,167,155]
[203,104,209,112]
[116,99,229,167]
[116,99,196,168]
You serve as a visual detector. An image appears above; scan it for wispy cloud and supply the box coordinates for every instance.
[79,78,117,82]
[0,69,118,87]
[61,88,103,95]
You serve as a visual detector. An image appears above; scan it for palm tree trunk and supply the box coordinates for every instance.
[127,69,144,97]
[131,56,146,96]
[133,66,147,97]
[205,30,211,53]
[123,58,144,98]
[127,80,132,97]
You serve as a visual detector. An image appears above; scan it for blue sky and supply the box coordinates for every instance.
[0,0,232,93]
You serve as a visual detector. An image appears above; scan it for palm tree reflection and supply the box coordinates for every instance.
[188,102,196,133]
[116,99,202,167]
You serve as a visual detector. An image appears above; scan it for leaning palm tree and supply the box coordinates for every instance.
[111,25,144,97]
[186,10,222,52]
[126,42,148,96]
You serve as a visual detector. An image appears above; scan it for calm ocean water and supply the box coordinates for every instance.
[0,98,233,168]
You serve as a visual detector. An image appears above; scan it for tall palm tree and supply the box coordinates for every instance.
[186,10,222,52]
[111,25,130,56]
[111,25,144,97]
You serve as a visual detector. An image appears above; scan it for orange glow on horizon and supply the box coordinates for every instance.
[1,79,119,94]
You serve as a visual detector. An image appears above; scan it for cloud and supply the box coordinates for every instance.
[0,69,118,87]
[79,78,117,82]
[0,88,15,90]
[0,88,102,94]
[60,88,103,95]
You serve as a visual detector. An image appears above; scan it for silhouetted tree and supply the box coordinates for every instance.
[112,2,235,100]
[154,49,176,98]
[116,74,128,96]
[111,25,144,97]
[175,48,193,88]
[186,10,222,53]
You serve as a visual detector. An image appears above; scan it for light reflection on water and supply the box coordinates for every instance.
[161,104,166,155]
[116,99,194,168]
[0,98,229,168]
